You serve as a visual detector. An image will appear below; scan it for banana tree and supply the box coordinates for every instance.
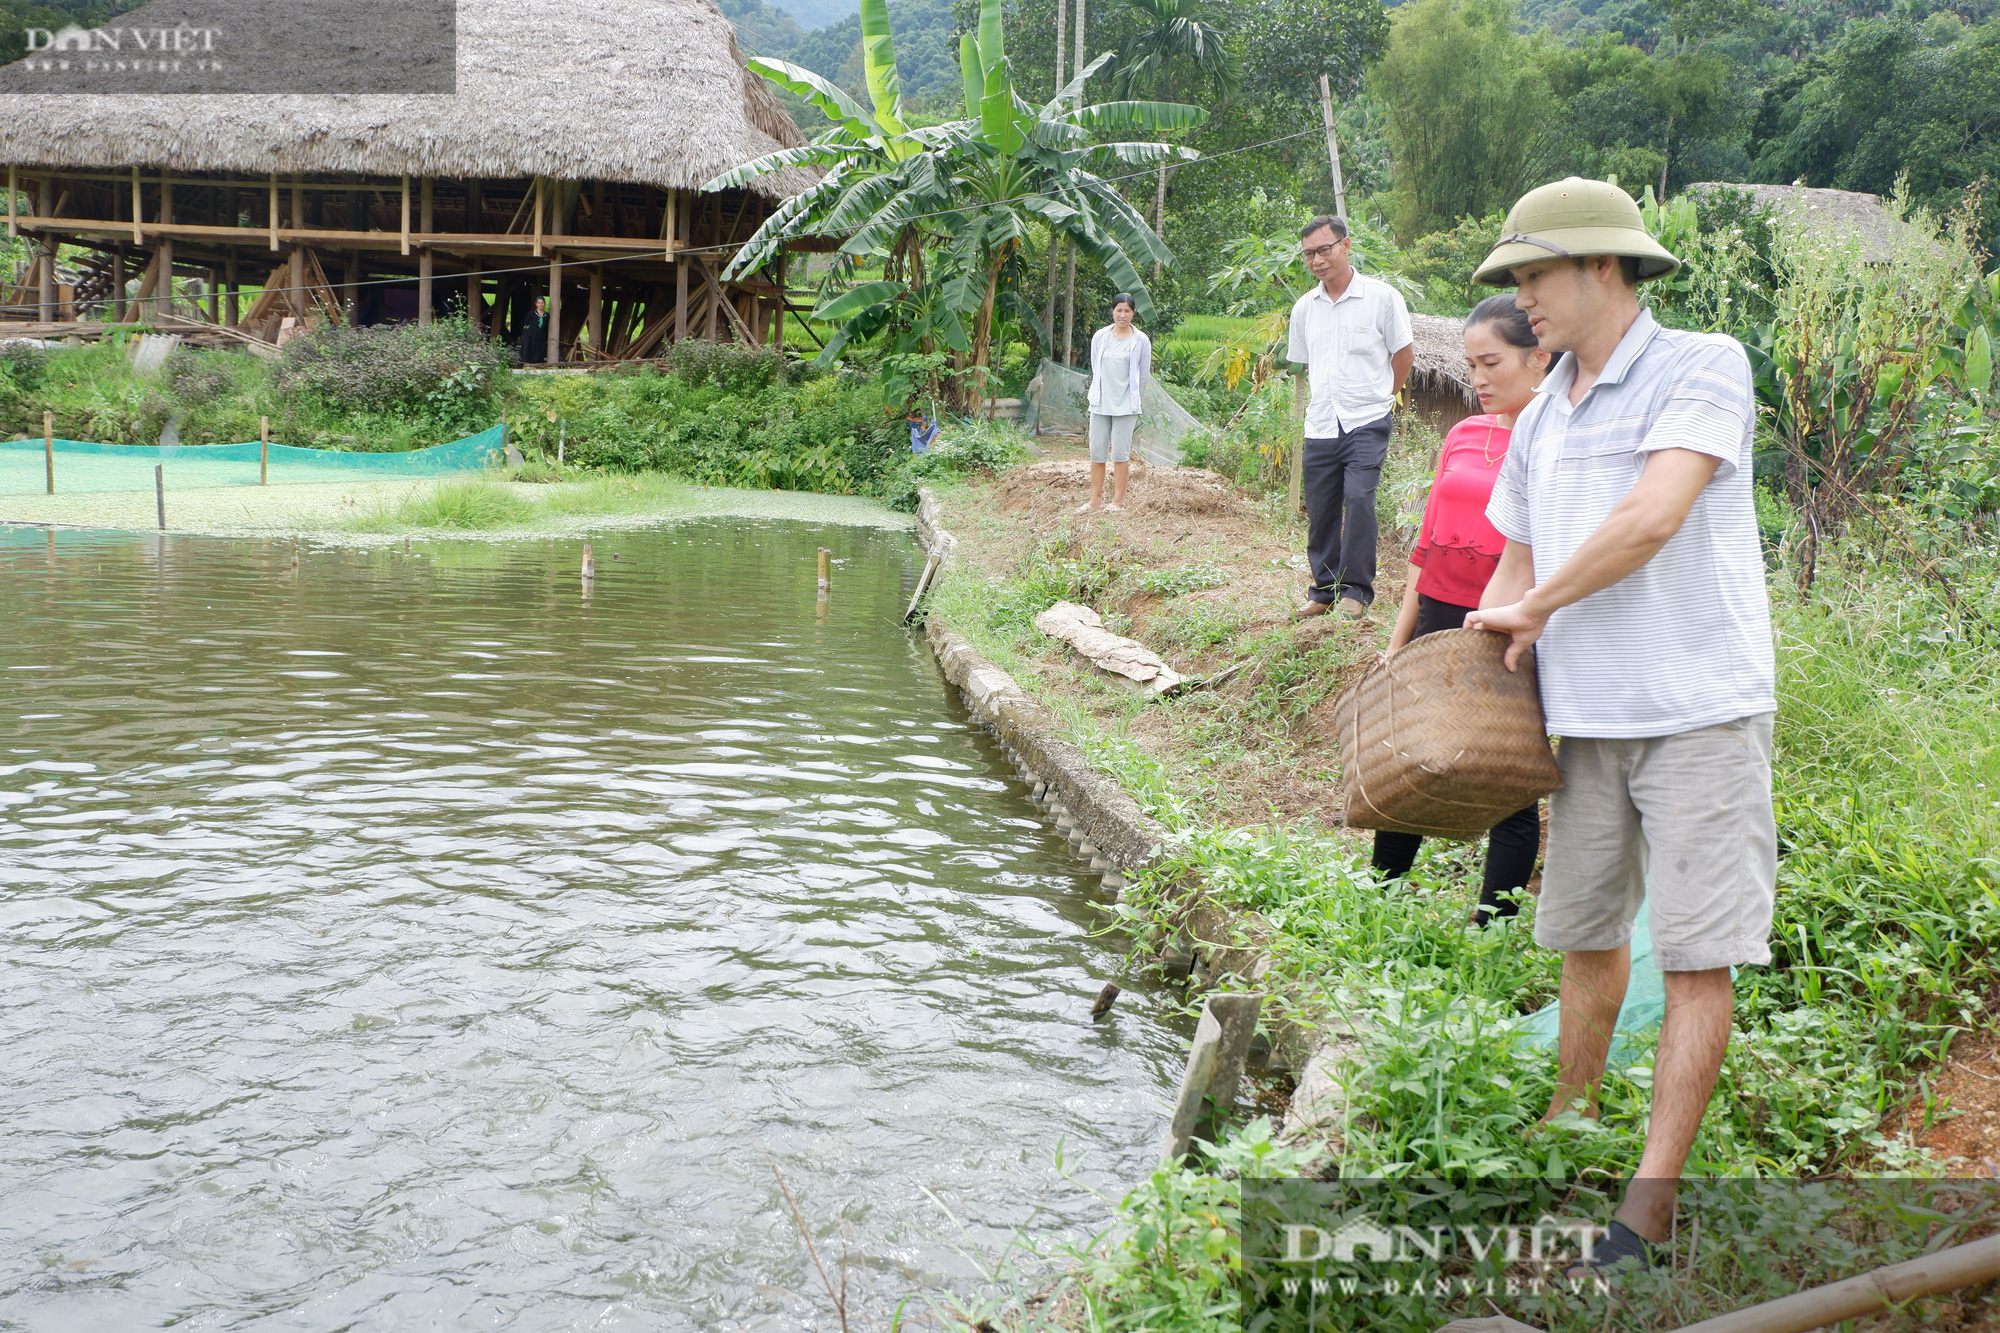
[704,0,1206,409]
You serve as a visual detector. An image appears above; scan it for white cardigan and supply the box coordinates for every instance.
[1087,326,1152,416]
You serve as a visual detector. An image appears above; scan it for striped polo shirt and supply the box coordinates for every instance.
[1485,310,1774,739]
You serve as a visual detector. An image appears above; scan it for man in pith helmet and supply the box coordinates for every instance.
[1463,177,1776,1277]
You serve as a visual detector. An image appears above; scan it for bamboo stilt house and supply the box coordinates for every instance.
[0,0,820,363]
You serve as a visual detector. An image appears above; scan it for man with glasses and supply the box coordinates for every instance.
[1286,215,1414,619]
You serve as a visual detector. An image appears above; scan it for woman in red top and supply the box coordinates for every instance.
[1372,295,1551,924]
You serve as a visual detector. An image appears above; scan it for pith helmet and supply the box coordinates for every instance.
[1472,176,1681,287]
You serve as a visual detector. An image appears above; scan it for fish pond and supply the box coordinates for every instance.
[0,518,1187,1330]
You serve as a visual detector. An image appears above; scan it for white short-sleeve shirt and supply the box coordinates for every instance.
[1285,272,1414,437]
[1485,310,1775,739]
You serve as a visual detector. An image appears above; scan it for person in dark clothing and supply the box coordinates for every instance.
[1370,293,1550,924]
[520,295,550,365]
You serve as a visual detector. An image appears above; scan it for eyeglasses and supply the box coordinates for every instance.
[1301,240,1348,261]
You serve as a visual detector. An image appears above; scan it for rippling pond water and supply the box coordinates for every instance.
[0,520,1186,1330]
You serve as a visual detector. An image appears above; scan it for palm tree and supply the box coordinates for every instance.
[1109,0,1238,259]
[708,0,1206,409]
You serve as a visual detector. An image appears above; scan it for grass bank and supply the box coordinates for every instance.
[920,450,2000,1331]
[0,470,915,545]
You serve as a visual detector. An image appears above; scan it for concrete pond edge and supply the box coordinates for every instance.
[912,487,1357,1151]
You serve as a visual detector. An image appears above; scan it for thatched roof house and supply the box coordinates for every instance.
[1406,312,1477,428]
[1686,183,1912,264]
[0,0,816,362]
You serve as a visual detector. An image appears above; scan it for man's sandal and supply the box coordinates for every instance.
[1565,1219,1662,1279]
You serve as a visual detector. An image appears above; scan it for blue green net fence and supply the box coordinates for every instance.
[0,424,505,497]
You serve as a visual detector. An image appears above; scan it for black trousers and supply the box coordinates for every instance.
[1369,593,1540,923]
[1302,414,1393,606]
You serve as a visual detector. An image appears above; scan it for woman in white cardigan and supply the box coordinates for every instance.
[1079,294,1152,513]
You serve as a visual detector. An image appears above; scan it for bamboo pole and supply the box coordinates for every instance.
[154,463,165,531]
[581,542,595,584]
[817,547,830,592]
[1289,368,1306,516]
[43,411,54,496]
[903,552,939,622]
[1318,75,1348,223]
[260,416,269,485]
[1670,1232,2000,1333]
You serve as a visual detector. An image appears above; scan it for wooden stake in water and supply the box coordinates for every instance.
[581,542,595,583]
[1159,992,1262,1166]
[43,410,53,495]
[816,547,830,594]
[260,416,270,486]
[154,463,166,531]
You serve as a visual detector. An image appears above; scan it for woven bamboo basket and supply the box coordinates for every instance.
[1332,628,1562,839]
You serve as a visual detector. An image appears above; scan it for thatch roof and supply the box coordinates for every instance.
[0,0,816,199]
[1687,183,1909,264]
[1410,312,1474,400]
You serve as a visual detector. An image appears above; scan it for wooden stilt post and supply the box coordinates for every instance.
[131,166,143,246]
[206,268,220,323]
[399,175,411,256]
[289,246,305,322]
[674,261,688,344]
[224,251,238,327]
[5,163,14,238]
[155,237,172,321]
[345,251,361,326]
[532,178,543,257]
[586,266,602,358]
[546,251,562,367]
[113,247,127,321]
[467,255,484,334]
[417,177,433,326]
[774,252,787,350]
[267,174,278,251]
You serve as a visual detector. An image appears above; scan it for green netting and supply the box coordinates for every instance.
[1022,358,1204,467]
[0,424,505,496]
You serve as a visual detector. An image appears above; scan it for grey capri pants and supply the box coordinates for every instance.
[1089,412,1137,464]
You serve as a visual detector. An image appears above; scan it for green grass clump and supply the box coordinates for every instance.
[1138,562,1229,596]
[353,477,533,531]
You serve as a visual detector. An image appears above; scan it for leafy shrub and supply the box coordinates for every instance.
[658,338,792,394]
[274,317,506,443]
[0,342,49,391]
[161,348,236,407]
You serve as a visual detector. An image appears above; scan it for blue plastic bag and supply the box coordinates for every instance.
[1517,901,1669,1067]
[908,416,940,454]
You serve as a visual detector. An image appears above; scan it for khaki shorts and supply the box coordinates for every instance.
[1535,713,1776,972]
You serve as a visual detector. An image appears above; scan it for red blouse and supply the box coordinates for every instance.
[1410,414,1512,609]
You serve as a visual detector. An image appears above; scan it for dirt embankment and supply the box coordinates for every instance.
[938,454,1409,830]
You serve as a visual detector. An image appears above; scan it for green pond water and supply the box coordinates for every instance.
[0,519,1188,1330]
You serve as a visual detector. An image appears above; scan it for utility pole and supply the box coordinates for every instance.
[1062,0,1086,365]
[1318,74,1348,223]
[1043,0,1068,358]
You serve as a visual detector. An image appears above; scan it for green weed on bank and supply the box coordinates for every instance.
[950,524,2000,1329]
